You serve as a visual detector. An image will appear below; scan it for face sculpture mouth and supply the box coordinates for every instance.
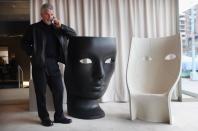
[76,81,106,99]
[92,83,106,92]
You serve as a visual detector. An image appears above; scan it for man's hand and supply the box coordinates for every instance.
[53,18,61,28]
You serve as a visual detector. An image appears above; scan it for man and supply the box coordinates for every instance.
[22,3,77,126]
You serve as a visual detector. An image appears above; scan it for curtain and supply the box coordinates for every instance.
[30,0,179,102]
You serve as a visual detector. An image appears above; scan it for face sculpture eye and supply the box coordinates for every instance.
[79,58,92,64]
[105,58,115,64]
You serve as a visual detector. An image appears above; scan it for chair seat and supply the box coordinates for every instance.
[133,92,167,96]
[130,87,168,95]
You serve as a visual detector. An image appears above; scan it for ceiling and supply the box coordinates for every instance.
[0,0,30,21]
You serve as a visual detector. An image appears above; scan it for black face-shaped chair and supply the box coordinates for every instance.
[64,37,116,119]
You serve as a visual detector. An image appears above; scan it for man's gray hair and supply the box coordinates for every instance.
[41,3,53,13]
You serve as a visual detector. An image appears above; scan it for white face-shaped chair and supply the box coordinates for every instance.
[126,34,181,124]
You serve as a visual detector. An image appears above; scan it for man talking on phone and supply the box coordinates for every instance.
[22,3,77,127]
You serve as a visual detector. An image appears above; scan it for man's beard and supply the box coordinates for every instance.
[45,20,52,25]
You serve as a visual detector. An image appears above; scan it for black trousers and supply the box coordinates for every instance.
[32,58,64,120]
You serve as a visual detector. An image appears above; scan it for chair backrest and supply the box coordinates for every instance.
[127,34,181,94]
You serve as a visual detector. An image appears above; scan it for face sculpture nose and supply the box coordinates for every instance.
[93,61,105,81]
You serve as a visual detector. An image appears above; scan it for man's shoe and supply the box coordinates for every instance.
[41,118,53,127]
[54,117,72,124]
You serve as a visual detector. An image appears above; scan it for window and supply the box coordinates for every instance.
[0,47,8,64]
[179,0,198,101]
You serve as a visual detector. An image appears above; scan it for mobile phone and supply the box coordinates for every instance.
[51,16,56,24]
